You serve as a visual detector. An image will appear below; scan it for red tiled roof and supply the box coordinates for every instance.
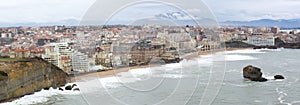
[13,48,28,53]
[60,56,70,60]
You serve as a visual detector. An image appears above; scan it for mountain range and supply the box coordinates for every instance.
[0,19,80,27]
[154,12,300,28]
[1,16,300,28]
[221,19,300,28]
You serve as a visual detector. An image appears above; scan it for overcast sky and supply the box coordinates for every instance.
[0,0,300,24]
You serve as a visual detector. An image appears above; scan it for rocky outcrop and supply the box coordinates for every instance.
[224,41,255,48]
[65,85,72,90]
[0,57,68,102]
[243,65,267,82]
[275,38,300,49]
[253,46,277,49]
[274,75,285,79]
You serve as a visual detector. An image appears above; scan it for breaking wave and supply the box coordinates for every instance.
[1,83,80,105]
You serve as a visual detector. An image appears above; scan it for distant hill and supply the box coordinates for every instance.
[221,19,300,28]
[0,19,80,27]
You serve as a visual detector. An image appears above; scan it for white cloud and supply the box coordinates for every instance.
[0,0,95,23]
[0,0,299,24]
[203,0,300,21]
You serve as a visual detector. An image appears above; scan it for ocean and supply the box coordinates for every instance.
[280,29,300,33]
[2,49,300,105]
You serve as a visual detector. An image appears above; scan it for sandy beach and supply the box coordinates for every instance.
[71,48,250,82]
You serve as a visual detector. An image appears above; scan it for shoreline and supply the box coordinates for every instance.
[0,47,250,104]
[71,48,250,82]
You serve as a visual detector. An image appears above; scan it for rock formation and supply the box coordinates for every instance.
[0,57,68,102]
[243,65,267,82]
[65,85,72,90]
[274,75,285,79]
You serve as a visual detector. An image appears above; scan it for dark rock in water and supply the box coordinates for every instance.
[274,75,285,79]
[65,85,72,90]
[72,84,77,88]
[243,65,267,82]
[73,88,80,91]
[243,65,262,78]
[250,77,268,82]
[253,46,277,49]
[43,87,50,90]
[53,87,57,89]
[59,87,64,91]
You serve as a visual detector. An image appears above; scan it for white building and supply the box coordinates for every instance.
[71,51,90,72]
[158,32,196,52]
[43,43,90,73]
[1,33,7,38]
[245,35,275,46]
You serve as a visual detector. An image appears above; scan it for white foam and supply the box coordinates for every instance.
[210,54,257,61]
[129,67,152,77]
[202,51,258,62]
[256,48,282,52]
[263,75,275,80]
[226,55,258,61]
[226,49,266,54]
[161,74,184,79]
[1,85,80,105]
[99,75,140,88]
[276,88,291,105]
[164,62,183,70]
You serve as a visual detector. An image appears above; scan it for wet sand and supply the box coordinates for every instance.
[71,48,250,82]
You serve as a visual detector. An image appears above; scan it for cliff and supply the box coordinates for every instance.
[0,57,68,102]
[223,41,255,48]
[275,38,300,49]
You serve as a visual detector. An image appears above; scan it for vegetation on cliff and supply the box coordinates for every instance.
[223,41,256,48]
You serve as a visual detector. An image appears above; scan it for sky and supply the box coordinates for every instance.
[0,0,300,24]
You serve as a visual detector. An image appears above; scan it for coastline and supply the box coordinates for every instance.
[71,48,250,82]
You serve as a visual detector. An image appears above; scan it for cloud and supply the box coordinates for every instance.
[203,0,300,21]
[0,0,95,23]
[0,0,299,24]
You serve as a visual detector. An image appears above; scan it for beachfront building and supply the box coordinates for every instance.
[129,40,164,65]
[71,51,90,72]
[245,35,275,46]
[94,46,113,69]
[43,42,90,73]
[60,56,72,74]
[158,32,197,54]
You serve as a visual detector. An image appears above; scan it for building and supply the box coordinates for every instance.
[43,43,90,73]
[271,26,280,34]
[291,30,298,35]
[71,51,90,72]
[60,56,72,74]
[245,35,275,46]
[12,47,30,58]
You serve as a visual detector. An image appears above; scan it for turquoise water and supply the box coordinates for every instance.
[3,49,300,105]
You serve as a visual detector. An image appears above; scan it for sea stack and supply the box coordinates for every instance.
[274,75,285,79]
[243,65,267,82]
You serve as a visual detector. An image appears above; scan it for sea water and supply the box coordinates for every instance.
[2,49,300,105]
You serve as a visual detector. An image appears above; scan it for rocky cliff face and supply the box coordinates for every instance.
[0,57,68,101]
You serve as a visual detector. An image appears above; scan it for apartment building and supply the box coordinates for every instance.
[43,43,90,73]
[245,35,275,46]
